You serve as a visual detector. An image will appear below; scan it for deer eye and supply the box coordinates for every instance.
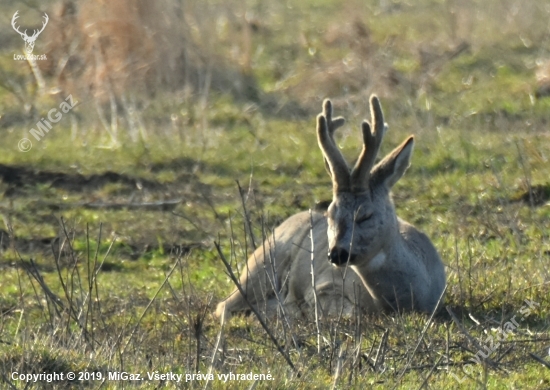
[355,213,373,224]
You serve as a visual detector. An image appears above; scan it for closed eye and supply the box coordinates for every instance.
[355,213,373,224]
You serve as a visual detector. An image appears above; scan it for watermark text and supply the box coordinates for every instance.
[18,94,78,152]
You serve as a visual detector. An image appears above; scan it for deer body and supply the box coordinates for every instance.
[216,96,446,320]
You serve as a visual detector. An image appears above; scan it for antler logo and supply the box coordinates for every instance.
[11,11,49,54]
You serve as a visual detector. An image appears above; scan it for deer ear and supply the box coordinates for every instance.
[370,136,414,189]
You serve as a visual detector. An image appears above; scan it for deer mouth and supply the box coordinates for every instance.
[328,248,356,265]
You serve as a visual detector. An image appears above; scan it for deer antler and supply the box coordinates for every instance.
[31,13,49,39]
[11,11,27,39]
[322,99,346,140]
[11,11,49,54]
[350,95,387,192]
[320,99,347,175]
[317,99,351,193]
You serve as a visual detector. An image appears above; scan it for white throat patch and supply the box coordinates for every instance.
[367,251,386,272]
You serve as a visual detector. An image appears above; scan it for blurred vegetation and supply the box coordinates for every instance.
[0,0,550,388]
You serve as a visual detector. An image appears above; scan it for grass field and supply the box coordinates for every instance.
[1,0,550,388]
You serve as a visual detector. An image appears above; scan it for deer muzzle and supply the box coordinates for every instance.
[328,247,355,265]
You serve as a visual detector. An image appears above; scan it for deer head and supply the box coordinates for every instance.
[317,96,415,267]
[11,11,49,54]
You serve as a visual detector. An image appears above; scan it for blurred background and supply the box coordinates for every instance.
[1,0,550,264]
[0,0,549,250]
[1,0,549,146]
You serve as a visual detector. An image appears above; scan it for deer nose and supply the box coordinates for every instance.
[328,248,354,265]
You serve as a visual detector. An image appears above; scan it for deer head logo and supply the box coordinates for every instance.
[11,11,49,54]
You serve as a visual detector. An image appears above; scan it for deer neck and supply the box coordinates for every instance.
[350,226,411,298]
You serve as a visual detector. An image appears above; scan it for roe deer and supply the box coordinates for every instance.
[215,95,446,320]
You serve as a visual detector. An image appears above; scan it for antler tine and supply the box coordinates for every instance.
[11,11,25,37]
[11,11,48,39]
[350,95,387,192]
[11,11,19,24]
[321,99,347,179]
[317,111,350,193]
[30,13,49,38]
[37,14,49,35]
[323,99,346,138]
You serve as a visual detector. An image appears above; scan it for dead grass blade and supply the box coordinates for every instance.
[528,353,550,370]
[214,240,296,373]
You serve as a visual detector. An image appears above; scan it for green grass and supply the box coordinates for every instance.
[1,0,550,388]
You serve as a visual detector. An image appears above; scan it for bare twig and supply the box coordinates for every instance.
[373,329,389,371]
[260,216,299,351]
[214,241,296,373]
[309,209,321,354]
[393,285,448,387]
[204,310,225,390]
[528,353,550,370]
[445,306,500,371]
[119,257,180,355]
[0,372,17,390]
[40,199,183,211]
[331,341,347,390]
[237,180,257,250]
[417,355,444,390]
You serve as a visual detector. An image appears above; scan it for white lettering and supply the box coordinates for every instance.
[48,108,62,123]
